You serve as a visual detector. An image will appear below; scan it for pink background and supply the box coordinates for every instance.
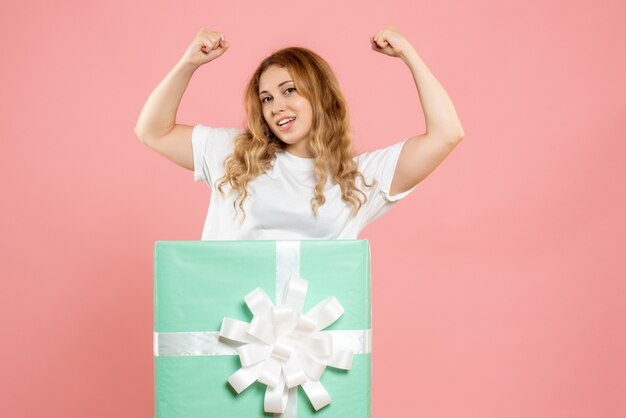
[1,0,625,417]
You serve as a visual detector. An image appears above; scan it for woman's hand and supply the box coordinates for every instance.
[180,28,230,68]
[370,25,415,60]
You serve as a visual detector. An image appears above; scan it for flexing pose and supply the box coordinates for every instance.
[135,26,465,240]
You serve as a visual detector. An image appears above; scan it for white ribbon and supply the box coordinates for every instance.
[154,330,370,357]
[220,275,355,414]
[154,241,371,417]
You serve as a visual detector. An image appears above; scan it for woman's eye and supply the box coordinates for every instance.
[261,88,295,104]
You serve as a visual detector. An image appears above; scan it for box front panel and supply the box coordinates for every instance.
[154,240,371,417]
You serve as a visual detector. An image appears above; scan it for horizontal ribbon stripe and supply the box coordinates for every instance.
[154,329,372,357]
[154,331,238,356]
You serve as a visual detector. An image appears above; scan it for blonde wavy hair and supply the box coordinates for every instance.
[216,46,376,224]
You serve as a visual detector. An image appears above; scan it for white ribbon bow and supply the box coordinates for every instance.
[219,275,354,414]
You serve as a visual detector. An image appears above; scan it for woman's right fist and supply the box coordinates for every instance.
[181,28,229,67]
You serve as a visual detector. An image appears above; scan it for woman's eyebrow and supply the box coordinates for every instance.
[259,80,294,95]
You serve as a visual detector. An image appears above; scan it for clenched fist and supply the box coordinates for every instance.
[181,28,230,67]
[370,25,415,61]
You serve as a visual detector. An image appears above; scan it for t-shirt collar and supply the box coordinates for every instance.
[277,150,315,170]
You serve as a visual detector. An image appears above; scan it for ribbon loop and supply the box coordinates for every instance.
[238,343,272,367]
[248,316,276,344]
[264,375,289,413]
[219,318,254,343]
[301,380,332,411]
[306,297,345,331]
[322,345,354,370]
[244,288,273,319]
[258,357,281,388]
[273,306,296,336]
[284,276,308,312]
[294,314,316,334]
[227,362,264,394]
[308,333,333,357]
[299,352,326,381]
[282,354,308,388]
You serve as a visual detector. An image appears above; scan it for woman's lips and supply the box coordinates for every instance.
[277,117,295,132]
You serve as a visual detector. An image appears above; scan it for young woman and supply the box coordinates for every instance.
[135,26,465,240]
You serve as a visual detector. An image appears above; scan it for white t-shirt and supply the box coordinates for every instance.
[192,124,416,240]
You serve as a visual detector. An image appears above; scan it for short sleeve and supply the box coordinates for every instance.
[355,139,417,226]
[191,124,242,189]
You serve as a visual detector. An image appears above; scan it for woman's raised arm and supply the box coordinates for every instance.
[370,25,465,196]
[134,29,229,170]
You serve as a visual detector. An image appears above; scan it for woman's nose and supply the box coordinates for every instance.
[272,96,286,114]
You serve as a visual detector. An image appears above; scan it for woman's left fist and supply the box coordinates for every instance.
[370,25,414,59]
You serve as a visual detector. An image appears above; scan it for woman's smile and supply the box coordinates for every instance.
[276,117,296,131]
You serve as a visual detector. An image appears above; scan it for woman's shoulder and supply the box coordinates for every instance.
[194,124,245,140]
[193,124,246,153]
[353,140,405,165]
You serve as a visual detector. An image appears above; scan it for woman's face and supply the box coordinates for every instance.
[259,65,314,158]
